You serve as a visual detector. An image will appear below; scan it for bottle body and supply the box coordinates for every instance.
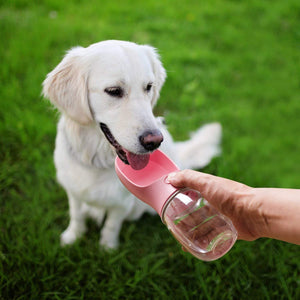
[162,188,237,261]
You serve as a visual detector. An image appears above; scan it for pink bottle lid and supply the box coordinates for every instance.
[115,150,179,216]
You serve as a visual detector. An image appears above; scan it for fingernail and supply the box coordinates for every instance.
[166,172,177,183]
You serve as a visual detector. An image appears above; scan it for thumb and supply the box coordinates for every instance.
[167,169,250,212]
[167,169,210,191]
[167,170,220,208]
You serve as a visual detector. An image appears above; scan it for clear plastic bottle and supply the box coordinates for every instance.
[162,188,237,261]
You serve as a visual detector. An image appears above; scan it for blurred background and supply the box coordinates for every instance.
[1,0,299,299]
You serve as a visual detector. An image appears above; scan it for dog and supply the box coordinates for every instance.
[42,40,222,249]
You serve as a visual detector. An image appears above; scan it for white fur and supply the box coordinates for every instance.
[43,40,222,249]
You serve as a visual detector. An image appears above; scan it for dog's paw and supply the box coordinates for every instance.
[99,235,119,250]
[60,228,85,246]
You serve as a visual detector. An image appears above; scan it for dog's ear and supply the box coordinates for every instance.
[142,45,166,107]
[42,47,93,125]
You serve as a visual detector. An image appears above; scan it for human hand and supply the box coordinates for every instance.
[167,170,266,241]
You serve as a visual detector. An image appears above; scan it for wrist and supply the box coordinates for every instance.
[230,186,269,241]
[254,188,300,244]
[245,188,271,240]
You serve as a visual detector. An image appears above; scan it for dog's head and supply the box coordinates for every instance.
[43,40,166,169]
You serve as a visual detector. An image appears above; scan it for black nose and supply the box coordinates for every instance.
[139,130,164,151]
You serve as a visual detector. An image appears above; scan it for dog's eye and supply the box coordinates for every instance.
[104,87,124,98]
[145,83,153,92]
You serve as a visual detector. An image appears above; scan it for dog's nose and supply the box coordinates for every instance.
[139,130,164,151]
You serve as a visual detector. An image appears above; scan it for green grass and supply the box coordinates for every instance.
[1,0,300,299]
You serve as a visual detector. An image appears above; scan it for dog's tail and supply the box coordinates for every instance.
[159,119,222,170]
[174,122,222,170]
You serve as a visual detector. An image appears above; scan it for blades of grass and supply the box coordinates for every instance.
[189,214,218,232]
[174,198,206,225]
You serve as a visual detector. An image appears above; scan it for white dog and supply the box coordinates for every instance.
[43,40,221,249]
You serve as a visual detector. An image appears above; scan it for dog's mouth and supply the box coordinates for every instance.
[100,123,150,170]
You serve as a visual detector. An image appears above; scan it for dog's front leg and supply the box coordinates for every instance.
[99,208,127,249]
[60,191,87,246]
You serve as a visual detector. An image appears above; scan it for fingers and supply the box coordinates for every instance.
[168,170,248,199]
[167,170,249,210]
[167,169,211,190]
[167,169,257,242]
[167,170,221,209]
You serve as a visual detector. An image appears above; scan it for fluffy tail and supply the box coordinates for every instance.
[172,123,222,170]
[158,117,222,169]
[162,123,222,169]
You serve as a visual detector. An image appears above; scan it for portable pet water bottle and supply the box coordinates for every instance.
[115,150,237,261]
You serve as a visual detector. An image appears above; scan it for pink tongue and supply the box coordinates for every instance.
[127,152,150,170]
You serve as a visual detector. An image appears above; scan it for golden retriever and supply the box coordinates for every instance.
[43,40,221,249]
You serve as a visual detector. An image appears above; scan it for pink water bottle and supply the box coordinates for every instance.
[115,150,237,261]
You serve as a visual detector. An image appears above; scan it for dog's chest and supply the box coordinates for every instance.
[82,168,127,207]
[55,118,131,208]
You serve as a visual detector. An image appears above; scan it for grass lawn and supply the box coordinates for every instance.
[1,0,300,299]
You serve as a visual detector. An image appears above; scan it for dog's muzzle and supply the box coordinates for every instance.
[99,123,128,164]
[99,122,163,170]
